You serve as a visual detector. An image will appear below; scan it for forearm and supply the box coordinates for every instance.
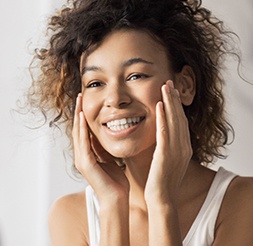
[99,198,130,246]
[147,201,182,246]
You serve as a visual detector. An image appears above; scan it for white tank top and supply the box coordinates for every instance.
[85,167,237,246]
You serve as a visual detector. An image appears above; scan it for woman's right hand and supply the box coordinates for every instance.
[72,93,130,205]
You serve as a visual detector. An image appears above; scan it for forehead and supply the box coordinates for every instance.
[80,29,170,68]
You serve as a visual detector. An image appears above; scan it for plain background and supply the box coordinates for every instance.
[0,0,252,245]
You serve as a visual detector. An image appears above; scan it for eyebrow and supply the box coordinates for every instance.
[81,66,102,75]
[122,57,154,67]
[81,57,153,76]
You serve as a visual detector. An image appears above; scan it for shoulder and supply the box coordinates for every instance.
[214,175,253,245]
[48,190,89,246]
[222,175,253,212]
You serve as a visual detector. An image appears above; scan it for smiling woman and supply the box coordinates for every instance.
[25,0,253,245]
[80,30,173,158]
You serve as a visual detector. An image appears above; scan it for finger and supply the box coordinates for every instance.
[76,110,100,176]
[161,82,179,143]
[72,93,82,139]
[163,81,192,157]
[166,82,191,146]
[165,81,187,126]
[155,101,169,155]
[148,101,169,184]
[79,110,91,154]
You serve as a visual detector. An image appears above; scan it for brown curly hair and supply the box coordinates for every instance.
[27,0,237,165]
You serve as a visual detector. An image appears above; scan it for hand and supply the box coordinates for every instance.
[144,81,192,205]
[72,94,129,204]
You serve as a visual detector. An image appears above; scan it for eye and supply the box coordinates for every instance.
[127,74,149,81]
[86,81,103,88]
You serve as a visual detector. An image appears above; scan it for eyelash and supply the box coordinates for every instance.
[85,73,150,88]
[127,73,149,81]
[86,81,103,88]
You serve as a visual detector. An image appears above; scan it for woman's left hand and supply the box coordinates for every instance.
[144,80,193,205]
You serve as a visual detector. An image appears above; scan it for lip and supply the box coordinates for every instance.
[102,116,145,138]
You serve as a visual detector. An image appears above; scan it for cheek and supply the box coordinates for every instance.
[139,83,163,106]
[151,85,163,102]
[82,96,99,126]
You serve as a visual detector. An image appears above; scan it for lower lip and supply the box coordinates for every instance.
[103,120,144,139]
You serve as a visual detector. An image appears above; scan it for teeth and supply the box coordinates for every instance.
[106,117,142,131]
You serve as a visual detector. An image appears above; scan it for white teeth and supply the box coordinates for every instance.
[106,117,142,131]
[120,118,127,124]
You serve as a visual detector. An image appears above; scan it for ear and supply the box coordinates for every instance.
[174,65,196,106]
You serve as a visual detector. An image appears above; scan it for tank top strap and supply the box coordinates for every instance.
[183,167,237,245]
[86,186,100,246]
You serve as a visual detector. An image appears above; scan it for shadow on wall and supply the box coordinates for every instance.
[0,222,5,246]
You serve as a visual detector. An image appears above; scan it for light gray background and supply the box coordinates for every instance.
[0,0,252,245]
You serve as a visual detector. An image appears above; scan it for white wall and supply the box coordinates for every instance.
[0,0,252,245]
[203,0,253,174]
[0,0,84,245]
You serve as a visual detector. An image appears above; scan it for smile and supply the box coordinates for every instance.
[105,117,145,131]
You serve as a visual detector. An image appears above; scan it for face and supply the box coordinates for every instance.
[81,29,174,158]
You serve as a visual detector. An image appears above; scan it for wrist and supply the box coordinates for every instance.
[146,194,179,218]
[99,196,130,246]
[99,191,129,217]
[147,199,181,245]
[146,199,177,213]
[145,188,179,207]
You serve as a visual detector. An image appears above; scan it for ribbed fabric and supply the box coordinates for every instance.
[86,167,237,246]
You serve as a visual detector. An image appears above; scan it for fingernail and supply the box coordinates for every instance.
[162,84,169,94]
[167,80,174,88]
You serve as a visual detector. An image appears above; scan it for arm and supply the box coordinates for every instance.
[145,81,192,245]
[147,201,182,245]
[99,197,130,246]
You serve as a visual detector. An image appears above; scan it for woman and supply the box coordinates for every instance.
[27,0,253,245]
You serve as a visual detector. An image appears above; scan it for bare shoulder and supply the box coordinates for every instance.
[48,190,89,246]
[214,175,253,245]
[223,175,253,211]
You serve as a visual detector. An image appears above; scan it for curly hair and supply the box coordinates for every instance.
[27,0,237,165]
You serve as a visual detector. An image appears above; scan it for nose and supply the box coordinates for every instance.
[104,82,132,108]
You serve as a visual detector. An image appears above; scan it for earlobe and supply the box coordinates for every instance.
[175,65,196,106]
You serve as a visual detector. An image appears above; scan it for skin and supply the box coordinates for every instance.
[48,29,253,246]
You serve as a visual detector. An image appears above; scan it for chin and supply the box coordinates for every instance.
[108,150,135,159]
[104,145,138,159]
[106,143,155,160]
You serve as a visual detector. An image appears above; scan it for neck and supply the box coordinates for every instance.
[123,144,155,210]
